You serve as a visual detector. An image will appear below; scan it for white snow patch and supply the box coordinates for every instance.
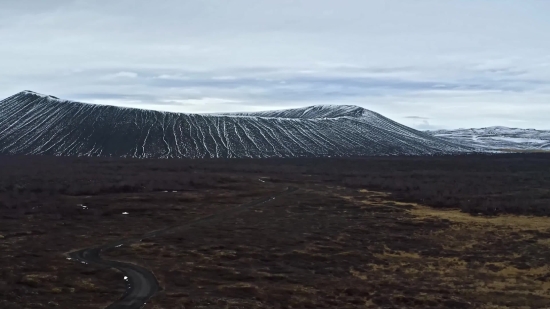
[122,212,129,215]
[429,127,550,151]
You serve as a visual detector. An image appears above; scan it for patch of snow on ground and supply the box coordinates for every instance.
[428,127,550,151]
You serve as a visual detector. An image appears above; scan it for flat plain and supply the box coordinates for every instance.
[1,154,550,308]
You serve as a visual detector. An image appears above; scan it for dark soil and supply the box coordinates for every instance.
[1,154,549,308]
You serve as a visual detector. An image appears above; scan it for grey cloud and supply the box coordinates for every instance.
[1,0,550,129]
[405,116,430,120]
[412,120,440,131]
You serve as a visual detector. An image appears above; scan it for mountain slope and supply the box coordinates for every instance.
[428,127,550,151]
[0,91,472,158]
[221,105,369,119]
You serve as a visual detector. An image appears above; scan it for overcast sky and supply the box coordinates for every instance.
[1,0,550,130]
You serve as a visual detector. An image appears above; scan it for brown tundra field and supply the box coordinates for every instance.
[1,154,550,309]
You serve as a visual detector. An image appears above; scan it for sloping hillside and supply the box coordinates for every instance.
[429,127,550,152]
[0,91,472,158]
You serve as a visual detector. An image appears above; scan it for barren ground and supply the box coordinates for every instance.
[1,154,550,308]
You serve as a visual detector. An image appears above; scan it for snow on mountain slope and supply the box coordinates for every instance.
[0,91,473,158]
[428,127,550,151]
[221,105,370,119]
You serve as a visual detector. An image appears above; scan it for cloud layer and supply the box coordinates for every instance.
[1,0,549,129]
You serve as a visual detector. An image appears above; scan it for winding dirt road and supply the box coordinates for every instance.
[68,187,297,309]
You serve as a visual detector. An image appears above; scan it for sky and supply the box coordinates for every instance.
[1,0,550,130]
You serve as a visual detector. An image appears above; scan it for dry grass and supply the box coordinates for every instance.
[337,189,550,308]
[73,278,98,291]
[410,204,550,231]
[355,188,550,231]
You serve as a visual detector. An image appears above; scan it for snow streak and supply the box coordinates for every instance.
[429,127,550,152]
[0,91,473,158]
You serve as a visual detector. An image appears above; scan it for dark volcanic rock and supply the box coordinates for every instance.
[0,91,472,158]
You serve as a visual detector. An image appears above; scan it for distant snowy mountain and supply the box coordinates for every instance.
[427,127,550,151]
[0,91,473,158]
